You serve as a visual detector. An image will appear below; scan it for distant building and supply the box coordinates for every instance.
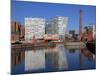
[68,30,79,41]
[20,25,25,41]
[82,25,95,41]
[69,30,75,38]
[46,16,68,40]
[25,17,45,42]
[11,21,24,42]
[93,25,96,39]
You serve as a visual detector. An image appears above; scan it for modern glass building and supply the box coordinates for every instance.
[25,17,45,42]
[46,16,68,40]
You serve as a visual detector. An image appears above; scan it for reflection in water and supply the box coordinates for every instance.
[79,49,84,70]
[81,48,94,61]
[45,44,68,71]
[25,44,68,72]
[79,48,95,70]
[11,51,25,66]
[57,45,68,70]
[11,44,96,74]
[45,50,59,70]
[69,49,76,53]
[25,50,45,71]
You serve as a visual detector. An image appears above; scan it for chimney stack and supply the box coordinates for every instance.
[79,9,83,40]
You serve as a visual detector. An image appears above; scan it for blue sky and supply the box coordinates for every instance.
[11,1,96,32]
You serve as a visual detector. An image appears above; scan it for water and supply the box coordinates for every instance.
[11,44,96,75]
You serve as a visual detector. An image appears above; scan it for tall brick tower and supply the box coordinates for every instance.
[79,9,83,40]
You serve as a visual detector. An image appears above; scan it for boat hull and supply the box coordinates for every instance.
[86,41,96,54]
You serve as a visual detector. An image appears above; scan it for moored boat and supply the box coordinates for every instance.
[86,40,96,54]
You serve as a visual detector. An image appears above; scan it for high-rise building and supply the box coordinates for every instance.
[25,17,45,42]
[46,16,68,40]
[45,21,51,34]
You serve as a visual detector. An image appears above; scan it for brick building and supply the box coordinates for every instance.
[82,25,95,41]
[11,21,25,42]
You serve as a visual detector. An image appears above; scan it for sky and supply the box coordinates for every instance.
[11,0,96,33]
